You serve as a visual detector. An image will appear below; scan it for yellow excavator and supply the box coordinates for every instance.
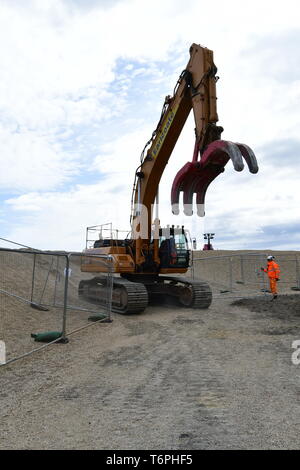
[79,43,258,314]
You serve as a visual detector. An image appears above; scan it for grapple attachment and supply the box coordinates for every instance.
[171,139,258,217]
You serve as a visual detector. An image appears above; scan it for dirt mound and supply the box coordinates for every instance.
[231,294,300,319]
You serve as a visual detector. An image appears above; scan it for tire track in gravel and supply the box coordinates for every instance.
[74,309,239,449]
[1,297,300,449]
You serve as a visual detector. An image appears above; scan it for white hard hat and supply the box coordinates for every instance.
[267,255,274,260]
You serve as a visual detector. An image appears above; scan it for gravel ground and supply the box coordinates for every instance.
[1,292,300,450]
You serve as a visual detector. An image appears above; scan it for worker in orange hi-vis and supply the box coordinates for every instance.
[261,255,281,300]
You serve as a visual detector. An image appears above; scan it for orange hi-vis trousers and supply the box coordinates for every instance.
[269,278,278,295]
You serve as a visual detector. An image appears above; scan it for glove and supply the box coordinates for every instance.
[276,278,280,281]
[260,267,265,271]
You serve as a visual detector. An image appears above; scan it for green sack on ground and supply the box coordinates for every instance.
[31,331,63,343]
[88,314,107,322]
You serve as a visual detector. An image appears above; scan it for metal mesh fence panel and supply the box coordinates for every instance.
[0,249,67,363]
[64,253,113,336]
[192,255,233,292]
[0,248,113,365]
[192,253,300,297]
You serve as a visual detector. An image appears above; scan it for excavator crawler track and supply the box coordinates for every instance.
[188,280,213,309]
[78,277,148,315]
[123,275,212,309]
[79,275,211,315]
[150,276,212,309]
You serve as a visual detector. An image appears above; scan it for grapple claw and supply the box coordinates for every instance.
[235,143,259,174]
[171,139,258,217]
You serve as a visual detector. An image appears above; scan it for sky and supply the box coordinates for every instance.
[0,0,299,251]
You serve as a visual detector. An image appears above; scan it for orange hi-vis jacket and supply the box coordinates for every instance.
[263,260,280,279]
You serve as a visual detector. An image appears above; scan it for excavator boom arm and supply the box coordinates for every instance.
[132,44,221,226]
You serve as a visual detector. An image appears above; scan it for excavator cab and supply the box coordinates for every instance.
[158,226,190,269]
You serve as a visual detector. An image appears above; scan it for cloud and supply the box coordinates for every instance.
[0,126,81,192]
[257,138,300,167]
[242,29,300,83]
[4,181,131,250]
[65,0,124,12]
[0,0,300,251]
[244,222,300,250]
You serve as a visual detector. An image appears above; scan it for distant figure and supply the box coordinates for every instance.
[261,255,280,300]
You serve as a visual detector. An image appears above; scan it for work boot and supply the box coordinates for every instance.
[271,294,278,301]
